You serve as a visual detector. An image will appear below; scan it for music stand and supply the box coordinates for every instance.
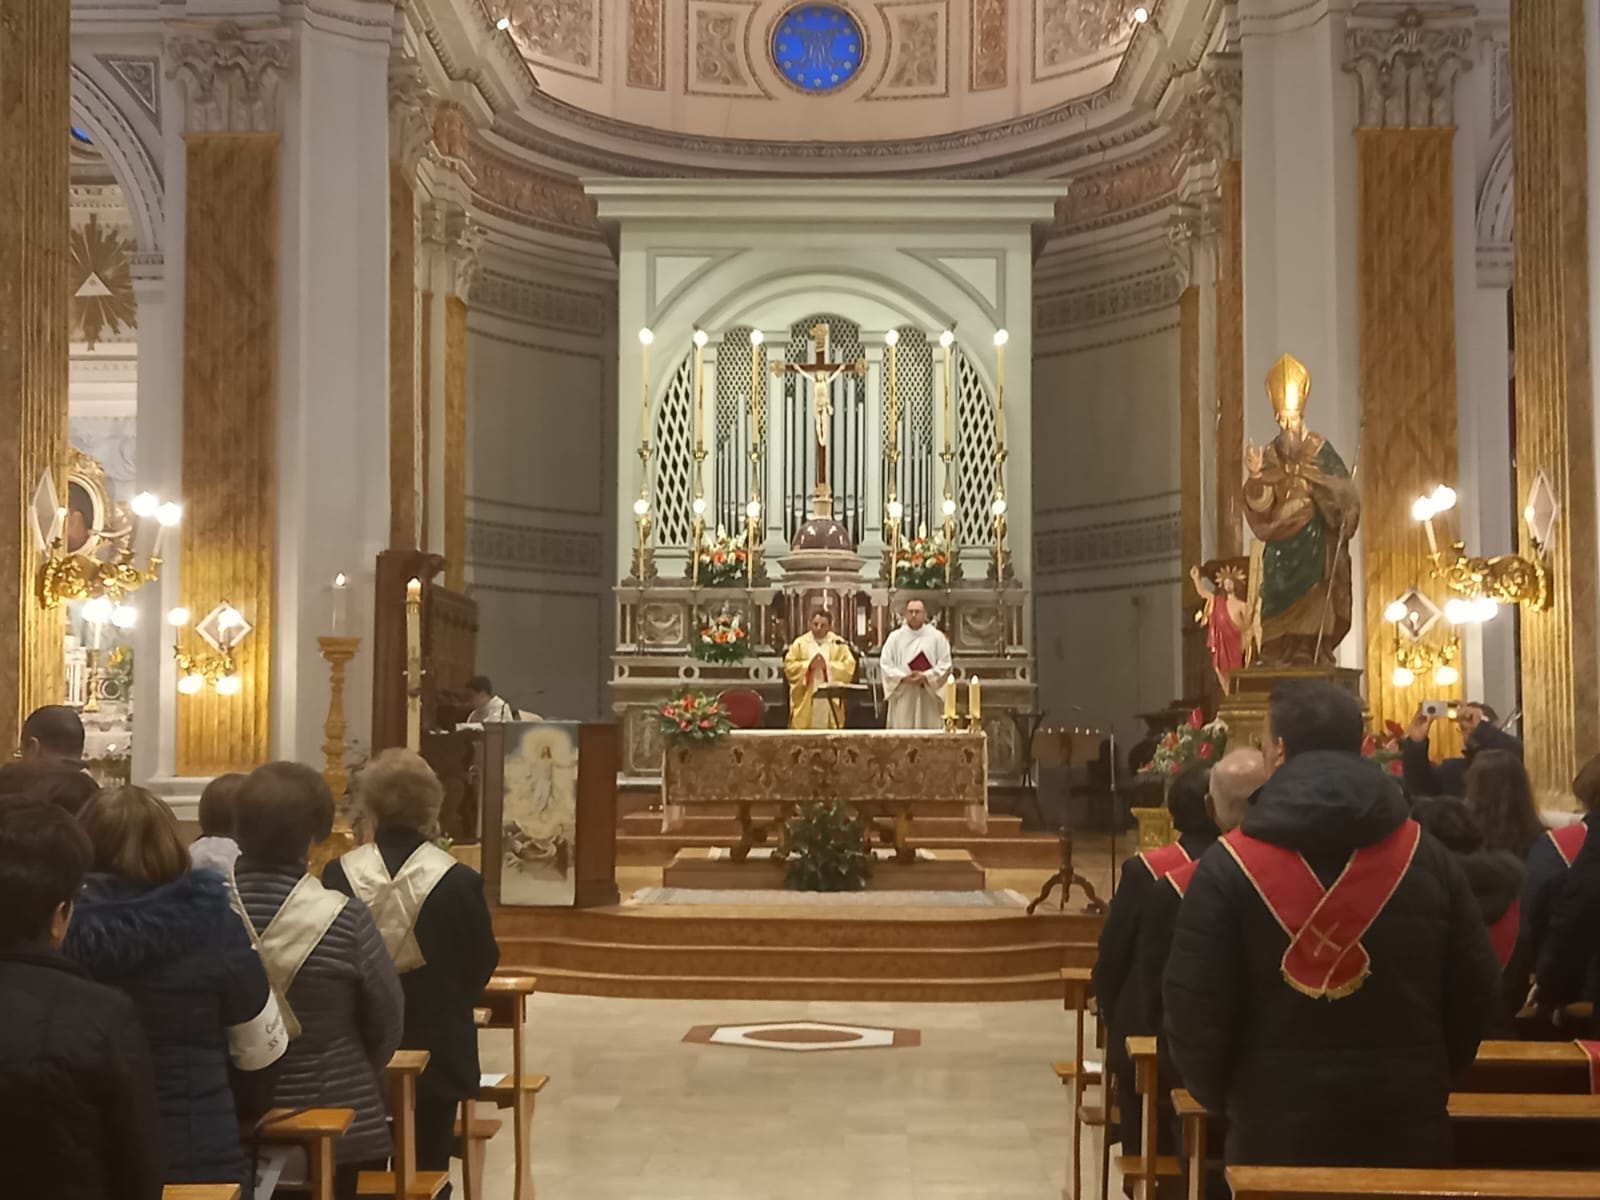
[1008,710,1047,831]
[1026,727,1109,915]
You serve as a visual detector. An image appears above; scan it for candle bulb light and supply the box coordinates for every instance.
[405,577,423,751]
[329,572,349,636]
[968,675,982,725]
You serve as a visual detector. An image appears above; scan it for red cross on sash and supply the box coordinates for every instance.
[1549,822,1589,868]
[1167,858,1201,898]
[1487,899,1520,969]
[1138,842,1191,882]
[1222,819,1422,1000]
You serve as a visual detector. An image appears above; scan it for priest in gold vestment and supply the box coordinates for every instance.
[783,610,858,729]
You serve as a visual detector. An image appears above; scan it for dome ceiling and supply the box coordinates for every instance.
[474,0,1173,165]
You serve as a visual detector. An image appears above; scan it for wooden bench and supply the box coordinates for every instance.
[1121,1035,1184,1200]
[470,974,544,1200]
[1225,1165,1600,1199]
[1055,966,1116,1200]
[1459,1039,1592,1095]
[357,1050,449,1199]
[163,1188,242,1200]
[248,1107,355,1200]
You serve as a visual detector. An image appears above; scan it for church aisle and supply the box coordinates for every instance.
[465,993,1103,1199]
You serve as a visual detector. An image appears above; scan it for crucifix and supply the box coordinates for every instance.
[772,322,867,515]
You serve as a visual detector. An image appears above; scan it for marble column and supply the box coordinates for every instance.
[1346,11,1472,735]
[0,0,69,742]
[1513,0,1600,796]
[1216,153,1245,559]
[1240,0,1365,667]
[388,59,433,551]
[166,25,290,776]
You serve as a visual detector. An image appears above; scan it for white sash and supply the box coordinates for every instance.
[340,841,456,972]
[245,874,348,1041]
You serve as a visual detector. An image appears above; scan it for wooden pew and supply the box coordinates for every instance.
[1121,1036,1183,1200]
[1052,966,1115,1200]
[1458,1039,1591,1094]
[357,1050,449,1199]
[249,1107,355,1200]
[1225,1165,1600,1199]
[473,974,546,1200]
[163,1188,242,1200]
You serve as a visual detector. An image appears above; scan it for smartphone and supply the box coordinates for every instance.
[1421,700,1458,720]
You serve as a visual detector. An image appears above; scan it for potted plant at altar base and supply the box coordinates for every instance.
[784,799,871,893]
[691,611,750,665]
[656,687,733,744]
[1138,708,1229,782]
[690,527,752,588]
[890,532,951,592]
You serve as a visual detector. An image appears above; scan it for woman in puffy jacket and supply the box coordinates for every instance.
[65,785,287,1189]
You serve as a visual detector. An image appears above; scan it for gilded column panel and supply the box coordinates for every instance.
[1179,283,1208,700]
[0,0,69,741]
[419,288,434,552]
[444,294,469,592]
[1215,159,1244,558]
[168,26,289,776]
[179,133,278,775]
[389,163,418,548]
[1511,0,1599,796]
[1356,127,1461,735]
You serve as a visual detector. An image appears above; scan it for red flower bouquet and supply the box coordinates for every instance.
[1138,709,1229,782]
[657,688,733,744]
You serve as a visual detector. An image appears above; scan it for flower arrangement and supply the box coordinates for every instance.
[657,687,733,744]
[691,612,750,665]
[784,799,871,892]
[1363,720,1406,778]
[892,534,951,591]
[1138,707,1229,781]
[692,528,752,588]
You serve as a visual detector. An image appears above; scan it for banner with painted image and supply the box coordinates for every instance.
[500,721,579,906]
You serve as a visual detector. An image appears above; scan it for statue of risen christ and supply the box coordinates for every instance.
[773,323,868,504]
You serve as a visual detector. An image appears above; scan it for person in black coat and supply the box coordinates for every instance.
[0,799,164,1200]
[1164,680,1501,1169]
[1523,754,1600,974]
[1534,807,1600,1018]
[1401,701,1522,799]
[324,749,500,1197]
[65,786,287,1189]
[1093,760,1218,1154]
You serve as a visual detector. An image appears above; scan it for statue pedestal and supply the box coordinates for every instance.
[1219,665,1366,752]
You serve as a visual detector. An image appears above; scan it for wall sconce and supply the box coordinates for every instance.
[1384,587,1467,689]
[1413,478,1553,612]
[33,469,182,608]
[169,602,251,696]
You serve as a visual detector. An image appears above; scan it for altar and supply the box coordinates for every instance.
[662,729,988,861]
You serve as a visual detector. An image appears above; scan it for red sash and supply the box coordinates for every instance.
[1487,900,1520,969]
[1167,858,1201,898]
[1139,842,1191,882]
[1577,1041,1600,1094]
[1550,823,1589,868]
[1223,820,1422,1000]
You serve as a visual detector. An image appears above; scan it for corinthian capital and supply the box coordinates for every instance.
[166,22,293,134]
[421,201,486,301]
[389,57,438,174]
[1344,7,1472,130]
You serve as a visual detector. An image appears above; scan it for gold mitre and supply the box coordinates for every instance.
[1265,354,1312,419]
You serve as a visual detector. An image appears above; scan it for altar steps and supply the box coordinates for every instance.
[492,908,1102,1001]
[616,811,1062,868]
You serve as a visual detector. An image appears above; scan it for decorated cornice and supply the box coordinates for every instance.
[1035,262,1185,332]
[166,22,293,134]
[1344,6,1472,130]
[390,55,439,172]
[1053,138,1182,235]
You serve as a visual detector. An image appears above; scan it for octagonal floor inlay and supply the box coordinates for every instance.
[683,1019,921,1052]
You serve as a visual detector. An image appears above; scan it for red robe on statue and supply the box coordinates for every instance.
[1206,595,1246,685]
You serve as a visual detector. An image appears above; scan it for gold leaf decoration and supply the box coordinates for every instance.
[69,212,136,349]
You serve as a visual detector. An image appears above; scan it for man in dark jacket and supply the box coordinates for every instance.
[19,703,89,769]
[1164,680,1501,1168]
[1401,701,1521,798]
[1533,757,1600,1024]
[1093,761,1217,1154]
[0,799,163,1200]
[1523,754,1600,972]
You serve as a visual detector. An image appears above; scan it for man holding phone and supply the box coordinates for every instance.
[1402,700,1522,798]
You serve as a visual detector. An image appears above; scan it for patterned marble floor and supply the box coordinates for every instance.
[460,994,1119,1199]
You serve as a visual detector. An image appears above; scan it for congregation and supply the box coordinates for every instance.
[0,705,500,1200]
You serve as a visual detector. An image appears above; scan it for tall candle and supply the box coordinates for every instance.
[992,330,1009,454]
[749,329,764,447]
[692,329,708,454]
[405,577,423,751]
[939,330,954,455]
[638,327,654,454]
[969,675,982,721]
[330,572,349,635]
[884,330,900,460]
[943,678,956,720]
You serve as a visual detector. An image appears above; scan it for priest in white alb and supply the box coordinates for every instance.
[879,598,953,730]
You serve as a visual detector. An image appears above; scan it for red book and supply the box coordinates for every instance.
[908,651,933,672]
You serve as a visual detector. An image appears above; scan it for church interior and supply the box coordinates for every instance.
[7,0,1600,1197]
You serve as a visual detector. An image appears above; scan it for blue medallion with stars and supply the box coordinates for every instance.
[772,5,864,94]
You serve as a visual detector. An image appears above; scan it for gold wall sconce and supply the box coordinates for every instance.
[169,602,252,696]
[1412,476,1555,613]
[33,461,182,608]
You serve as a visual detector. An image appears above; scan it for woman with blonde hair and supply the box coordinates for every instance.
[64,785,287,1190]
[325,749,499,1199]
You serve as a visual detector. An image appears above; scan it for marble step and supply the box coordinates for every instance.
[620,811,1028,836]
[523,965,1068,1002]
[617,832,1060,867]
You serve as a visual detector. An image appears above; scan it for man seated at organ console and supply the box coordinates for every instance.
[782,609,857,730]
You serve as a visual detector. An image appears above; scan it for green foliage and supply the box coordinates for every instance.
[784,799,871,892]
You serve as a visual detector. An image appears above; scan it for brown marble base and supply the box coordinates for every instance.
[1218,664,1366,752]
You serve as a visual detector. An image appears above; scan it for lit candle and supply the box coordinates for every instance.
[329,572,349,635]
[992,330,1009,454]
[943,678,956,720]
[884,329,900,461]
[749,329,765,450]
[405,577,423,750]
[939,330,954,455]
[638,328,654,440]
[969,675,982,722]
[692,329,708,454]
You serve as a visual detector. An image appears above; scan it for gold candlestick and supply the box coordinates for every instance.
[310,634,361,877]
[990,330,1011,580]
[747,330,766,588]
[884,329,903,588]
[405,577,422,752]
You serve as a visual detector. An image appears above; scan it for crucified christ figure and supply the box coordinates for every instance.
[773,323,868,504]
